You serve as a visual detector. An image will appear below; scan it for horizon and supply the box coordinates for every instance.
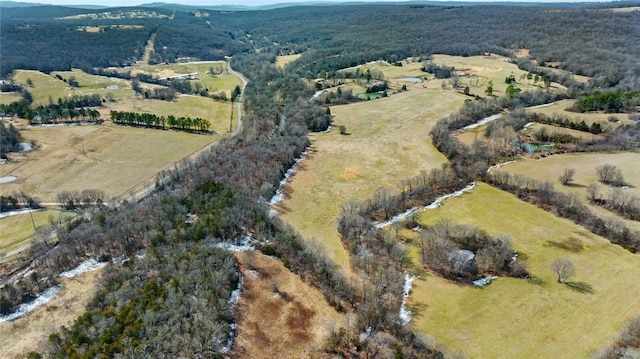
[0,0,623,8]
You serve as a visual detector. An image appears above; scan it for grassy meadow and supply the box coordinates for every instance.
[0,123,223,203]
[0,209,60,257]
[275,54,302,68]
[278,87,464,270]
[408,183,640,358]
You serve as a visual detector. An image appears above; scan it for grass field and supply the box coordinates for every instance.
[232,251,344,358]
[0,92,23,106]
[0,209,61,257]
[275,54,302,68]
[521,122,601,141]
[278,88,464,270]
[530,99,635,129]
[0,123,224,202]
[408,182,640,358]
[0,268,102,358]
[500,152,640,231]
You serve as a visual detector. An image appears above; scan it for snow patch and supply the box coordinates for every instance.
[0,208,38,218]
[220,271,243,353]
[59,258,107,279]
[525,102,556,110]
[487,160,517,173]
[268,151,309,217]
[374,182,476,229]
[215,236,255,252]
[0,286,61,323]
[399,273,418,326]
[473,276,498,287]
[463,114,502,130]
[359,327,373,342]
[523,122,534,129]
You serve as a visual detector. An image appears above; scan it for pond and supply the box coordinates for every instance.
[18,142,33,152]
[518,142,559,153]
[398,77,423,83]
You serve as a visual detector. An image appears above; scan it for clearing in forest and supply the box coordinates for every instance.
[407,182,640,359]
[275,54,302,68]
[277,88,464,271]
[232,251,344,358]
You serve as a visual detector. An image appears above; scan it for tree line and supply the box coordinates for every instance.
[110,111,211,132]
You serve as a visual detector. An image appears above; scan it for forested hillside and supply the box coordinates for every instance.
[1,2,640,358]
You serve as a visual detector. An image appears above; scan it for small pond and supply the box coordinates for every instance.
[398,77,423,83]
[18,142,33,152]
[0,175,17,183]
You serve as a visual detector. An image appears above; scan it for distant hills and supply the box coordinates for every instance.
[2,0,640,10]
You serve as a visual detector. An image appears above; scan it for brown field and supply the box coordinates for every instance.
[0,268,103,358]
[1,122,224,202]
[408,183,640,358]
[521,122,601,141]
[531,99,634,129]
[232,251,344,358]
[278,88,463,270]
[0,92,23,105]
[275,54,302,68]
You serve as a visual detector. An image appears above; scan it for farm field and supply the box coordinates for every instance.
[275,54,302,68]
[0,92,23,106]
[408,182,640,358]
[499,152,640,231]
[0,123,224,202]
[232,251,344,358]
[530,99,635,128]
[0,209,60,258]
[278,87,463,270]
[521,122,601,141]
[0,268,103,359]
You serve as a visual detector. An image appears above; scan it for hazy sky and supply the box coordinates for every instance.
[4,0,611,7]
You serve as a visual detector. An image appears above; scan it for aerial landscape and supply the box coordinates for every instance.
[0,0,639,357]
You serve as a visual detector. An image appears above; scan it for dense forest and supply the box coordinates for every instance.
[1,2,640,358]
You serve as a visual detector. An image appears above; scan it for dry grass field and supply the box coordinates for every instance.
[0,268,103,359]
[278,88,464,270]
[275,54,302,68]
[408,183,640,358]
[531,99,635,128]
[0,92,23,106]
[232,251,344,358]
[0,123,224,202]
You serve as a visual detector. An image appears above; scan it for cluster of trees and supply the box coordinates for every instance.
[589,184,640,222]
[569,91,640,113]
[0,121,22,157]
[110,111,211,132]
[1,94,103,125]
[487,171,640,253]
[422,63,454,79]
[528,112,604,134]
[594,315,640,359]
[596,164,626,187]
[56,189,105,210]
[418,219,527,281]
[318,87,357,105]
[0,191,40,213]
[1,271,58,316]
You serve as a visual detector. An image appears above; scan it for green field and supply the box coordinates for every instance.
[409,183,640,358]
[279,87,464,270]
[0,209,60,257]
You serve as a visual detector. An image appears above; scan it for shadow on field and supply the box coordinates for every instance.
[406,301,428,320]
[565,281,594,294]
[546,237,584,253]
[527,275,546,286]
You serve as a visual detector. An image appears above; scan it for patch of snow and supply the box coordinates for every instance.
[220,271,243,353]
[398,77,423,83]
[59,258,107,279]
[215,236,255,252]
[411,226,423,232]
[268,151,309,217]
[0,208,38,219]
[374,182,476,229]
[0,175,18,184]
[247,269,259,278]
[359,327,373,342]
[473,276,498,287]
[525,102,556,110]
[487,160,517,173]
[0,286,61,323]
[511,253,519,264]
[399,273,418,326]
[18,142,33,152]
[523,122,534,129]
[463,114,502,130]
[320,125,331,133]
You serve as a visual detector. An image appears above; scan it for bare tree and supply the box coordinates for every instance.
[559,168,575,186]
[596,164,625,186]
[587,183,601,203]
[551,258,575,283]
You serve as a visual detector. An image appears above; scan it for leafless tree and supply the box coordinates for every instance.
[559,168,575,186]
[551,258,575,283]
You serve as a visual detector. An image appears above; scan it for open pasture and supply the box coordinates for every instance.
[521,122,601,141]
[0,92,23,106]
[500,152,640,231]
[409,182,640,358]
[431,54,562,96]
[0,124,223,203]
[278,88,464,270]
[0,209,60,258]
[530,99,635,129]
[275,54,302,68]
